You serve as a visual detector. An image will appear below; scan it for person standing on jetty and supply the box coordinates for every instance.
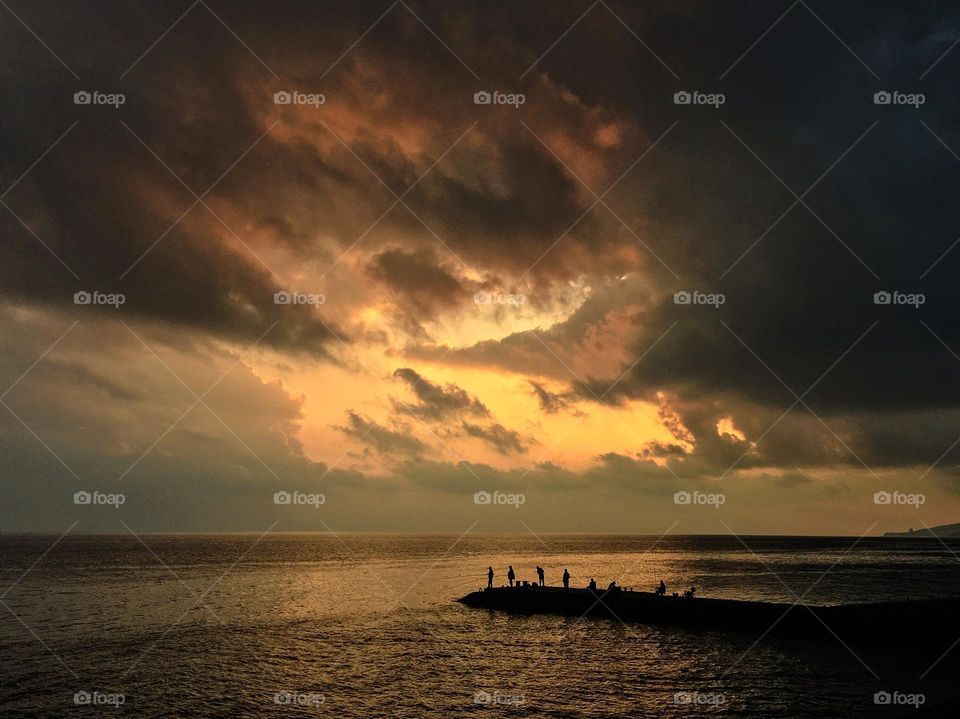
[562,569,570,590]
[507,565,515,587]
[536,566,545,587]
[487,566,494,589]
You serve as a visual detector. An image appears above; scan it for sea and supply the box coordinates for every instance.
[2,533,959,717]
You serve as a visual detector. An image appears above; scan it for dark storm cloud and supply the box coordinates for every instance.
[571,3,960,420]
[367,247,467,321]
[460,421,529,455]
[0,5,357,358]
[0,0,661,354]
[5,0,960,483]
[640,441,688,459]
[392,367,489,420]
[335,411,428,456]
[385,1,960,472]
[529,381,573,414]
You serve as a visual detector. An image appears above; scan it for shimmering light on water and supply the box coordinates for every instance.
[3,534,959,717]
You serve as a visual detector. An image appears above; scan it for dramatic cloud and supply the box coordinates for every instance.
[461,421,529,455]
[530,381,575,414]
[368,248,467,322]
[392,368,489,420]
[335,411,428,456]
[4,0,960,533]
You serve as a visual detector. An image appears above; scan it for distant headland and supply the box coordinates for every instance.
[884,522,960,538]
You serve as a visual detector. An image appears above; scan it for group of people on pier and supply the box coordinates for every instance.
[489,565,570,589]
[486,566,691,597]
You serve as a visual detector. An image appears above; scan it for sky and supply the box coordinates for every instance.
[2,0,960,534]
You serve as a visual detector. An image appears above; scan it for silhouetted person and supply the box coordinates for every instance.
[507,565,515,588]
[656,580,666,596]
[536,566,544,587]
[588,578,597,591]
[684,585,697,598]
[562,569,570,590]
[607,580,618,592]
[487,566,494,589]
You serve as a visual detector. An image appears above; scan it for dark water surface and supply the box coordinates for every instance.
[2,533,959,717]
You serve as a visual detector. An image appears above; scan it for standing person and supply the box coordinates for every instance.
[536,566,545,587]
[487,566,494,589]
[507,565,515,588]
[562,569,570,590]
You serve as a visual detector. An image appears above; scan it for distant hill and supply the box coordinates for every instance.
[884,522,960,538]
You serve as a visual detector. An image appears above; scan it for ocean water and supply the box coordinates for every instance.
[2,533,959,717]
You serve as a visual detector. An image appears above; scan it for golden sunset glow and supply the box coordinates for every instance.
[2,0,960,542]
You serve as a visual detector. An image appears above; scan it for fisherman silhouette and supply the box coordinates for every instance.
[607,580,618,592]
[656,580,666,596]
[507,565,515,587]
[562,568,570,590]
[684,586,697,598]
[487,566,494,589]
[588,578,597,591]
[536,566,544,587]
